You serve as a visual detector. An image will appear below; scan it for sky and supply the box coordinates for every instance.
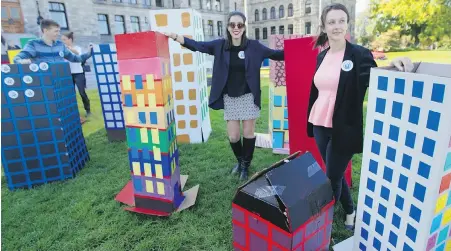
[356,0,370,14]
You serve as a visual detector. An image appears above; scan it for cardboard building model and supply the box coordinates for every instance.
[1,63,90,190]
[113,31,199,216]
[333,63,451,251]
[92,43,126,141]
[149,9,212,144]
[232,152,335,251]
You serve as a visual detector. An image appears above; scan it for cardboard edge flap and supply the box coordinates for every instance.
[176,184,200,212]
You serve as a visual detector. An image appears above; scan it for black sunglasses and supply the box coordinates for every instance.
[228,22,245,29]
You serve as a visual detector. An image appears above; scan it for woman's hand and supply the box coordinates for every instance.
[162,32,184,45]
[390,57,414,72]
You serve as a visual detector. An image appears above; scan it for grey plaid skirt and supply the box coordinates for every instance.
[223,93,260,121]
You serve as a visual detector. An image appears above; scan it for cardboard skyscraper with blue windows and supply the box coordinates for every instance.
[1,63,90,191]
[92,44,126,141]
[333,62,451,251]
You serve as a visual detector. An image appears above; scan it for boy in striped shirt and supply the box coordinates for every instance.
[13,19,93,64]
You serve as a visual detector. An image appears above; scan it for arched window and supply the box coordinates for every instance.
[279,5,284,18]
[262,8,267,20]
[305,0,312,14]
[270,7,276,19]
[255,9,259,21]
[288,3,293,17]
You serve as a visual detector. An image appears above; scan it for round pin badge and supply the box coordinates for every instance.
[39,62,49,71]
[341,60,353,72]
[8,90,18,99]
[4,77,15,86]
[29,64,39,72]
[23,76,33,84]
[59,51,64,57]
[238,51,245,59]
[25,89,35,98]
[2,65,11,73]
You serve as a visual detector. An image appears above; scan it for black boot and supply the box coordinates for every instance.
[230,139,243,175]
[240,137,256,181]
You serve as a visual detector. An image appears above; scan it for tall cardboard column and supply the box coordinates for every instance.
[1,63,90,190]
[284,37,352,187]
[268,35,303,154]
[333,63,451,251]
[92,44,126,141]
[149,9,211,144]
[113,31,199,216]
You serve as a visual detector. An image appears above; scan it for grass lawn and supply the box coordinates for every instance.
[376,50,451,66]
[2,51,450,250]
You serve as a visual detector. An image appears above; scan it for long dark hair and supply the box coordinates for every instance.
[225,11,248,50]
[314,3,350,48]
[62,31,74,41]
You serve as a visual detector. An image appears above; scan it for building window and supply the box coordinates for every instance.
[115,15,126,34]
[206,0,212,9]
[208,20,213,36]
[129,0,137,4]
[288,3,293,17]
[255,9,259,21]
[270,7,276,19]
[263,27,267,39]
[144,0,151,5]
[262,8,267,20]
[255,28,260,40]
[271,26,276,35]
[98,14,110,35]
[279,25,284,34]
[215,0,221,11]
[234,2,237,10]
[188,0,191,6]
[217,21,223,36]
[112,0,122,2]
[279,5,284,18]
[156,0,163,7]
[49,2,68,29]
[199,0,203,9]
[305,22,311,34]
[288,24,293,34]
[305,0,312,14]
[131,16,140,32]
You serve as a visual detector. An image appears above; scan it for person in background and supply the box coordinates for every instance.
[13,19,92,65]
[61,31,91,117]
[307,3,413,230]
[164,11,284,181]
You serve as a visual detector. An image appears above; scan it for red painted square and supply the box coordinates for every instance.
[118,57,170,80]
[440,173,451,194]
[115,31,170,60]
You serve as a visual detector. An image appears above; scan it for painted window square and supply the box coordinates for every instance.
[361,228,369,240]
[373,238,381,250]
[138,112,146,124]
[149,112,158,124]
[365,195,373,208]
[363,211,371,225]
[375,220,384,236]
[383,166,394,182]
[376,98,386,114]
[135,75,143,90]
[398,174,408,191]
[125,94,133,107]
[378,204,387,217]
[405,131,416,149]
[422,137,436,157]
[284,108,288,119]
[369,159,378,174]
[380,186,390,201]
[426,111,441,131]
[391,101,403,119]
[372,141,381,155]
[389,125,399,141]
[413,183,426,202]
[436,243,445,251]
[283,121,289,130]
[274,96,282,107]
[431,83,445,103]
[395,195,404,210]
[409,204,422,223]
[437,225,450,245]
[273,120,281,129]
[406,224,417,242]
[359,243,366,251]
[402,154,412,170]
[389,231,398,248]
[386,147,396,163]
[367,178,376,192]
[412,81,424,98]
[373,120,383,135]
[403,243,413,251]
[378,76,388,91]
[408,105,420,125]
[392,213,401,229]
[418,161,431,179]
[394,78,405,94]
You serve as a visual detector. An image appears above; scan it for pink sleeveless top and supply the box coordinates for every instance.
[308,49,345,128]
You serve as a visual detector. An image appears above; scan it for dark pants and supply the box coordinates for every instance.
[72,73,90,113]
[313,125,354,214]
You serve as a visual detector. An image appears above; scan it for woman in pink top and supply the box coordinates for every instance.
[307,3,414,230]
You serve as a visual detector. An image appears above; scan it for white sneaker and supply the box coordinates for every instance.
[345,211,356,230]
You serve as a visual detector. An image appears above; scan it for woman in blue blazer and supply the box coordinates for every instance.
[165,11,284,180]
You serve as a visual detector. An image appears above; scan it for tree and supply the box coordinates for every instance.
[370,0,451,46]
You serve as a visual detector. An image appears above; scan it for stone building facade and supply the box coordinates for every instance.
[246,0,356,46]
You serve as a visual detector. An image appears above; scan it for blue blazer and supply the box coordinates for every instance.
[183,37,284,110]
